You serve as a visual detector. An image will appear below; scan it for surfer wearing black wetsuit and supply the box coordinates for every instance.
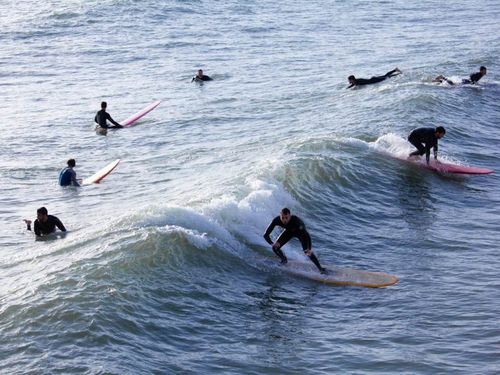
[264,207,326,273]
[191,69,213,82]
[24,207,66,237]
[347,68,401,88]
[95,101,123,129]
[59,158,80,187]
[433,66,487,85]
[462,66,487,84]
[408,126,446,165]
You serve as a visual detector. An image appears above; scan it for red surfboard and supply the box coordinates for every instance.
[405,157,493,175]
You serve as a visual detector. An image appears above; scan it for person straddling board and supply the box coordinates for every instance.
[408,126,446,165]
[23,207,66,237]
[347,68,401,88]
[191,69,213,82]
[95,101,123,131]
[59,158,80,187]
[433,66,487,85]
[264,207,326,273]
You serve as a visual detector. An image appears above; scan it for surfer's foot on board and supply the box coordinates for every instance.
[280,256,288,264]
[320,267,328,274]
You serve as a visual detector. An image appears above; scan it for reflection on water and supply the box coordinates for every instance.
[396,169,436,232]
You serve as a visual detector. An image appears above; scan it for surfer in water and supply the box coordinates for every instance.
[264,208,326,273]
[408,126,446,165]
[59,158,80,187]
[23,207,66,237]
[95,101,123,132]
[347,68,401,88]
[191,69,213,82]
[433,66,487,85]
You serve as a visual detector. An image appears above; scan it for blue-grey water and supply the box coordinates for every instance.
[1,1,499,374]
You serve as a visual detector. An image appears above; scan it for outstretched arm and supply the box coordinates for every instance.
[24,219,32,231]
[71,171,80,187]
[106,113,123,128]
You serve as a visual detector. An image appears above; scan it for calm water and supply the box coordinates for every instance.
[1,1,499,374]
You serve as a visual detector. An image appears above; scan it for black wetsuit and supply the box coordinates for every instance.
[408,127,439,163]
[192,74,213,82]
[349,68,400,87]
[95,110,122,128]
[264,215,325,272]
[28,215,67,236]
[462,71,484,85]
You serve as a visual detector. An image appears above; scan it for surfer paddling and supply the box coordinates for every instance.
[433,66,487,85]
[191,69,213,82]
[59,158,80,187]
[95,101,123,132]
[264,208,326,273]
[23,207,66,237]
[408,126,446,165]
[347,68,401,88]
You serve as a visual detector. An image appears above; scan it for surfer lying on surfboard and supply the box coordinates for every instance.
[95,101,123,130]
[23,207,66,237]
[408,126,446,165]
[433,66,487,85]
[347,68,401,88]
[264,208,326,274]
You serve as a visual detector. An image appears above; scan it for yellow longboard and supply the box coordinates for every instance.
[282,260,399,288]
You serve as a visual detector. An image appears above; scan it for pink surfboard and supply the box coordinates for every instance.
[82,159,120,185]
[121,100,161,127]
[405,157,493,175]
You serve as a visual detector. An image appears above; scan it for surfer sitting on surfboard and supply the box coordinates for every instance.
[23,207,66,237]
[408,126,446,165]
[95,101,123,130]
[264,208,326,273]
[433,66,487,85]
[347,68,401,88]
[191,69,213,82]
[59,158,80,187]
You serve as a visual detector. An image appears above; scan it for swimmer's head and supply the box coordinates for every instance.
[280,207,291,225]
[435,126,446,139]
[37,207,48,222]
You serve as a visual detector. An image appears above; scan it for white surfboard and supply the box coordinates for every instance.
[82,159,120,185]
[281,260,399,288]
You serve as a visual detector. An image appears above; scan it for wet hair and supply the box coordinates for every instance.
[480,66,487,71]
[67,158,76,167]
[348,75,355,81]
[281,207,291,215]
[101,101,107,109]
[436,126,446,134]
[37,207,48,215]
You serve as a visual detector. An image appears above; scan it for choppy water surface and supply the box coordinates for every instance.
[1,1,499,373]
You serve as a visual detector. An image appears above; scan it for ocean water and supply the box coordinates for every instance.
[1,0,499,373]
